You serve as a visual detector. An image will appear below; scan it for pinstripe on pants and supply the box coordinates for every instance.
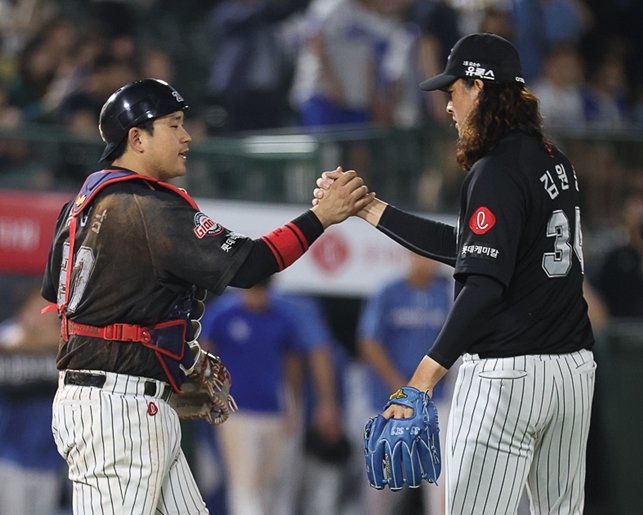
[445,350,595,515]
[52,371,209,515]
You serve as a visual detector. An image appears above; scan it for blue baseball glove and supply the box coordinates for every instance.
[364,386,441,490]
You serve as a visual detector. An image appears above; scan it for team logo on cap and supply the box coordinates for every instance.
[463,61,496,80]
[469,207,496,235]
[193,212,224,239]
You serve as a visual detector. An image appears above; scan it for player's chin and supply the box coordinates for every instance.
[173,159,188,176]
[161,163,187,181]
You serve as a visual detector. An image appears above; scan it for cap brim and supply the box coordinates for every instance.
[419,73,458,92]
[99,142,118,162]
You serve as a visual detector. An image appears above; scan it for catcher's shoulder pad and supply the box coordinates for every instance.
[71,170,139,216]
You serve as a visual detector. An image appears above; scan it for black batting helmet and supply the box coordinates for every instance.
[98,78,188,162]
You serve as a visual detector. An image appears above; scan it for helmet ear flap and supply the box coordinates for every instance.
[98,79,189,162]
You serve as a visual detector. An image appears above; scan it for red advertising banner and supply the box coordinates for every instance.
[0,189,71,274]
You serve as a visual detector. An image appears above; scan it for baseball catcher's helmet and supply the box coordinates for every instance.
[98,78,188,162]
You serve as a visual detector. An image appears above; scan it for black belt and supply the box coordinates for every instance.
[63,370,171,401]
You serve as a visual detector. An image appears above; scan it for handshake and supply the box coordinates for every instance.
[309,166,378,228]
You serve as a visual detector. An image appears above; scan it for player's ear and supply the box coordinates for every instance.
[128,127,145,154]
[473,78,485,93]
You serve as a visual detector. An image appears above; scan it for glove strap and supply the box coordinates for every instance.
[384,386,428,411]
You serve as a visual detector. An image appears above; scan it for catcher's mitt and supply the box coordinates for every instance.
[169,344,237,425]
[364,386,441,490]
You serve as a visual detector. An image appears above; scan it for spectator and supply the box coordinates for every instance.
[139,46,175,84]
[409,0,460,125]
[50,53,136,187]
[7,34,59,121]
[477,6,513,40]
[0,284,69,515]
[205,0,307,133]
[357,250,453,515]
[590,193,643,318]
[289,0,395,128]
[582,0,643,103]
[289,0,403,178]
[581,52,629,129]
[369,0,423,128]
[5,16,79,122]
[41,28,106,117]
[0,78,23,159]
[0,0,59,57]
[531,43,585,129]
[513,0,593,81]
[57,52,137,126]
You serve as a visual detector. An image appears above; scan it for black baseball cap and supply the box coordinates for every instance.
[420,33,525,92]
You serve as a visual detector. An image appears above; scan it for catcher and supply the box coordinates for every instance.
[42,79,372,515]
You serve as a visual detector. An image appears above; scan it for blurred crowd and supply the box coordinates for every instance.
[0,0,641,139]
[0,0,641,225]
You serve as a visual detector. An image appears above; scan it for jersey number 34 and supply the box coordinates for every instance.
[542,206,584,278]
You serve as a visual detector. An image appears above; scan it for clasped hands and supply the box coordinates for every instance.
[310,167,375,227]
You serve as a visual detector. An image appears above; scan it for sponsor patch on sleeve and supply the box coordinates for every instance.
[461,244,500,259]
[193,212,224,239]
[469,206,496,235]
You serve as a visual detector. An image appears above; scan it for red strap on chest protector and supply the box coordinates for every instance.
[61,318,153,344]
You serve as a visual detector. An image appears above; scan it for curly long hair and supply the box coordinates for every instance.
[456,79,552,170]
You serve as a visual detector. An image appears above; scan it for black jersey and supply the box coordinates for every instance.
[454,131,594,357]
[42,173,253,380]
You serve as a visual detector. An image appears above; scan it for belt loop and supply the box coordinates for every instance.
[144,380,170,400]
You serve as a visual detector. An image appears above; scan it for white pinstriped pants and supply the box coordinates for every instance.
[445,350,595,515]
[52,371,209,515]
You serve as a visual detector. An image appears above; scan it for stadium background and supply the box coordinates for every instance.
[0,1,642,513]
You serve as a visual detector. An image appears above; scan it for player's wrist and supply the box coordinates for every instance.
[309,205,332,228]
[360,198,388,226]
[408,355,447,394]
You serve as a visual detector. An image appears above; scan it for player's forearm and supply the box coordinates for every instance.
[427,274,504,369]
[375,204,457,267]
[230,210,323,287]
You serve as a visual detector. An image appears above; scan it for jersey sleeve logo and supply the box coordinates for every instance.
[469,207,496,235]
[193,212,224,239]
